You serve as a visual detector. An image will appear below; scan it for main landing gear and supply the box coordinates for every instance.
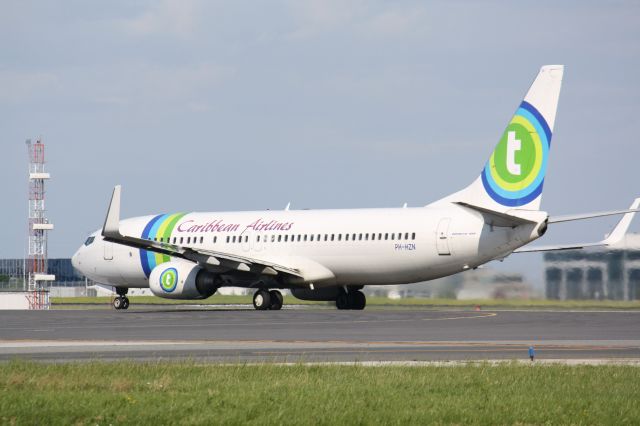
[336,289,366,310]
[253,289,283,311]
[113,287,130,310]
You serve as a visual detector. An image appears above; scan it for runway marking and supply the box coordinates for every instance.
[253,346,636,355]
[0,312,498,332]
[0,340,636,351]
[422,313,496,321]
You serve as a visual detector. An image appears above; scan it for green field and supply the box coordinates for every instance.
[1,362,638,425]
[51,295,640,310]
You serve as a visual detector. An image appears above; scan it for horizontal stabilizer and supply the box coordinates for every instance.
[548,202,640,223]
[515,198,640,253]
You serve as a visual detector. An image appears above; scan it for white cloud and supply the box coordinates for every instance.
[0,70,61,103]
[283,1,428,40]
[360,6,428,38]
[119,0,203,38]
[87,61,235,106]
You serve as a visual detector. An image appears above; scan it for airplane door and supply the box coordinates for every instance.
[103,241,114,260]
[436,218,451,256]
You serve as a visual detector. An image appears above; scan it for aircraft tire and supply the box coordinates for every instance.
[269,290,283,310]
[336,291,350,310]
[122,297,130,310]
[253,289,271,310]
[351,291,366,310]
[113,296,123,310]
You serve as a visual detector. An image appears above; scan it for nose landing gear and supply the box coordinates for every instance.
[113,287,130,310]
[253,289,283,310]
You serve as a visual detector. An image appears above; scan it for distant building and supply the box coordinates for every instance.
[366,268,530,300]
[0,258,87,289]
[544,234,640,300]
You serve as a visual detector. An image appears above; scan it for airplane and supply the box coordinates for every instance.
[72,65,640,311]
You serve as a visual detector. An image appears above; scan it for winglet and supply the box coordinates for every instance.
[603,198,640,245]
[102,185,122,238]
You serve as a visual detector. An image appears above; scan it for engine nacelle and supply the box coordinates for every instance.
[149,261,219,299]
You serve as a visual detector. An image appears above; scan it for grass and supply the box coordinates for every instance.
[0,362,638,425]
[51,295,640,310]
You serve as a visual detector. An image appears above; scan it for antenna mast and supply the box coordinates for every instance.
[25,138,54,309]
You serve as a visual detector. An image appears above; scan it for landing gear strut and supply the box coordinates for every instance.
[253,289,283,310]
[336,289,366,310]
[114,287,130,310]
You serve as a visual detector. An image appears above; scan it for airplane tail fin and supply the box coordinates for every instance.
[434,65,564,212]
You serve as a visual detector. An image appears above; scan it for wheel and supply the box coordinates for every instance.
[336,291,349,310]
[351,291,366,310]
[269,290,283,310]
[113,296,123,310]
[122,297,130,310]
[253,289,271,310]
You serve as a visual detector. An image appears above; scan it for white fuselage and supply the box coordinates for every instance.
[72,204,544,290]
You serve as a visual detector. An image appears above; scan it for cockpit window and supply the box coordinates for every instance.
[84,236,95,246]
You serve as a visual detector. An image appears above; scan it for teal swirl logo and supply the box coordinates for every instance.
[481,101,552,207]
[159,267,178,293]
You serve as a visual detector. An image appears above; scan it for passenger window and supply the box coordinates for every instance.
[378,233,382,240]
[180,237,184,244]
[353,233,356,240]
[200,237,203,244]
[331,234,334,241]
[310,235,314,242]
[358,234,362,241]
[412,232,416,240]
[271,235,275,242]
[278,235,282,242]
[385,233,388,240]
[297,235,301,242]
[232,236,236,243]
[214,236,217,243]
[257,235,261,242]
[304,235,308,241]
[405,233,409,240]
[226,236,229,243]
[365,234,369,241]
[338,234,342,241]
[173,237,177,244]
[371,234,375,241]
[324,234,328,241]
[391,233,395,240]
[317,234,321,241]
[345,234,349,241]
[284,235,288,242]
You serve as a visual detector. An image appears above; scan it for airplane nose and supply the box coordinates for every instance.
[71,250,81,270]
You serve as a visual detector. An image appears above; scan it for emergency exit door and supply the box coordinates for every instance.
[436,218,451,255]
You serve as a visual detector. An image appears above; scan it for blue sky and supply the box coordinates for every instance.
[1,1,639,287]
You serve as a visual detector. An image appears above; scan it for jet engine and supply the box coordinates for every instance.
[149,261,219,299]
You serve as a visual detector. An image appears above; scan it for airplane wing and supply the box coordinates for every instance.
[514,198,640,253]
[101,186,304,279]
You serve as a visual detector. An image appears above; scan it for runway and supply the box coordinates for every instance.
[1,307,639,362]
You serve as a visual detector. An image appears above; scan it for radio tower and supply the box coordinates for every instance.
[26,138,54,309]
